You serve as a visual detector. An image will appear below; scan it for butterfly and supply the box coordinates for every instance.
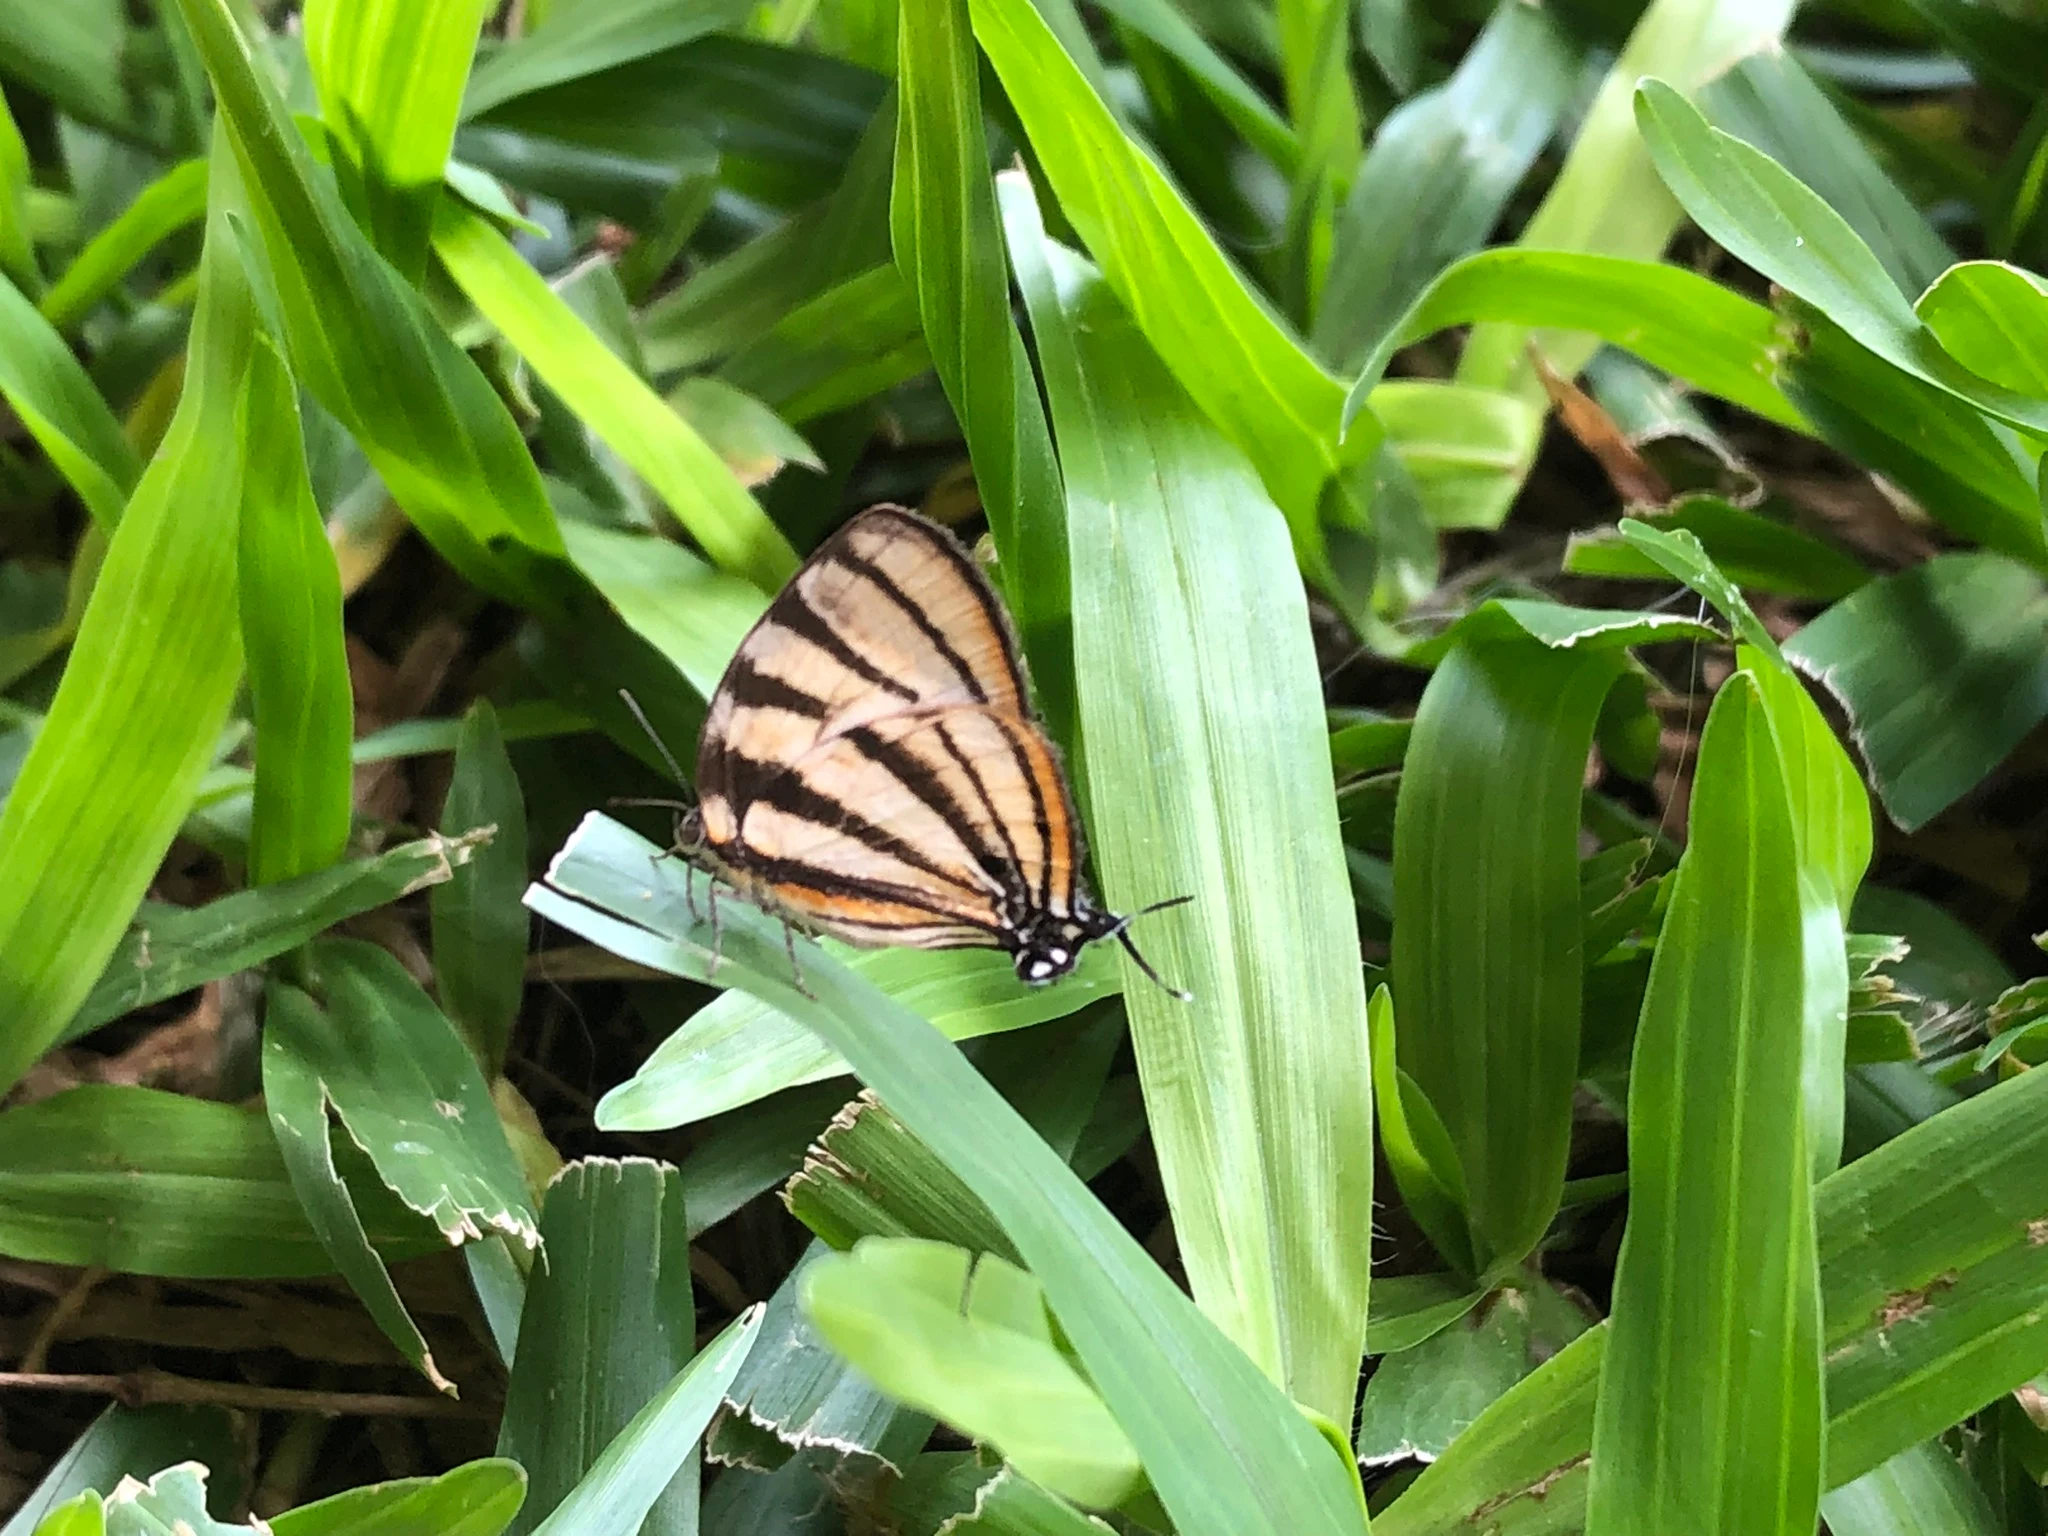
[625,504,1188,997]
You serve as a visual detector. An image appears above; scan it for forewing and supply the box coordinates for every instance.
[697,508,1028,836]
[734,707,1082,950]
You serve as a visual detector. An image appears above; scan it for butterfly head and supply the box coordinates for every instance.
[1010,895,1195,1001]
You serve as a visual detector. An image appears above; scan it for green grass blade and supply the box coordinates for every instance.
[597,946,1117,1130]
[1006,193,1373,1426]
[38,158,207,332]
[0,271,143,529]
[1917,260,2048,395]
[0,84,35,294]
[1346,248,1805,432]
[462,0,756,120]
[0,1084,439,1278]
[1394,637,1626,1274]
[1370,381,1543,532]
[0,136,248,1099]
[172,0,565,596]
[303,0,493,276]
[431,703,529,1075]
[1636,78,2048,439]
[290,937,541,1251]
[434,204,796,591]
[1455,0,1794,399]
[1699,51,1953,301]
[968,0,1351,557]
[530,814,1369,1535]
[893,0,1072,735]
[66,832,488,1043]
[803,1239,1144,1507]
[715,263,931,426]
[1586,672,1822,1534]
[238,334,353,887]
[266,1461,527,1536]
[529,1306,765,1536]
[499,1159,699,1536]
[1315,0,1574,371]
[1820,1442,2001,1536]
[264,981,453,1393]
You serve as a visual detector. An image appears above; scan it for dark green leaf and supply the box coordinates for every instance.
[0,1084,437,1277]
[1787,553,2048,831]
[500,1159,697,1536]
[432,702,529,1073]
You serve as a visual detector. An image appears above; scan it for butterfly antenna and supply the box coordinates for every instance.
[617,688,693,793]
[1109,894,1196,1002]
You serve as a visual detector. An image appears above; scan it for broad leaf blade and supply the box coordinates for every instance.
[0,131,248,1099]
[1588,671,1822,1533]
[1006,187,1374,1426]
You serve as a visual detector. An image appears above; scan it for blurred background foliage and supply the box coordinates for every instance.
[1,0,2047,1531]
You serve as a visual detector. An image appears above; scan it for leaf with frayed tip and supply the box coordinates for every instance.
[101,1463,260,1535]
[599,945,1118,1131]
[432,703,529,1074]
[1404,598,1719,667]
[66,832,491,1044]
[708,1240,934,1493]
[783,1093,1014,1259]
[500,1159,698,1536]
[264,982,453,1394]
[803,1239,1144,1509]
[1787,553,2048,832]
[3,1407,242,1536]
[531,1307,765,1536]
[1618,518,1782,659]
[278,938,541,1251]
[529,811,1371,1535]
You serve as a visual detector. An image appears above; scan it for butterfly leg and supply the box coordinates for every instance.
[781,918,815,1000]
[705,881,724,978]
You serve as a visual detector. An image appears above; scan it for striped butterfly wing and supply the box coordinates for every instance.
[695,505,1030,852]
[730,705,1084,951]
